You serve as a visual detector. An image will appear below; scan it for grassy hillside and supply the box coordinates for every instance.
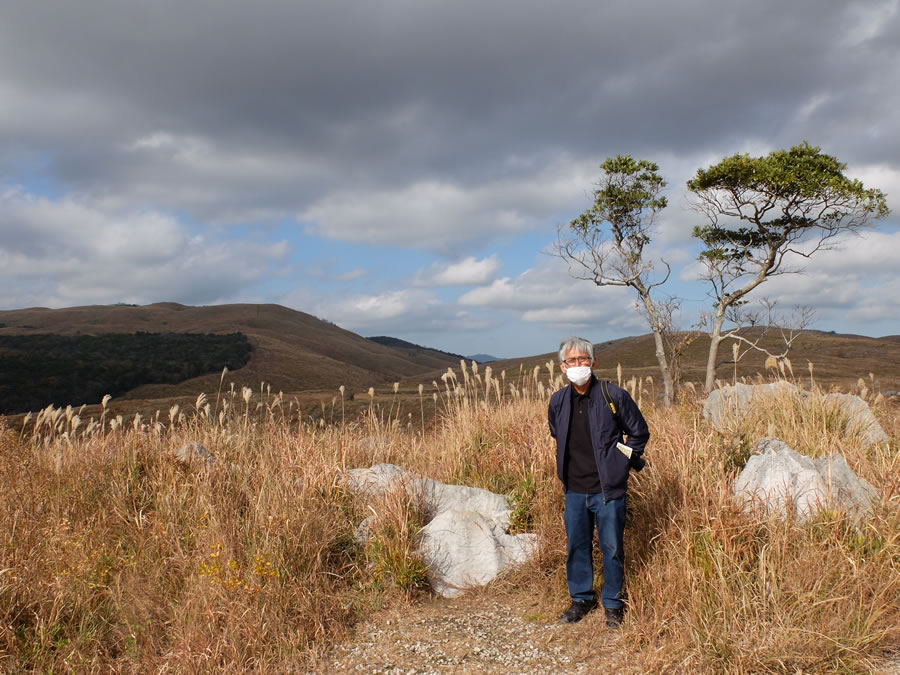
[2,303,899,426]
[0,303,462,404]
[366,335,467,362]
[488,328,900,395]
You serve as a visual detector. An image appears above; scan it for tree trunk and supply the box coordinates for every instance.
[640,293,674,406]
[652,328,674,406]
[704,310,727,393]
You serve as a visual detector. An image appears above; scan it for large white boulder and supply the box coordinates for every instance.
[344,463,537,597]
[345,463,412,499]
[734,438,878,521]
[419,510,537,598]
[704,384,888,447]
[824,393,889,445]
[419,479,512,525]
[345,463,512,524]
[703,382,798,432]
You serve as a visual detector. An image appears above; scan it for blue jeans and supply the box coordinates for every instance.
[564,491,626,609]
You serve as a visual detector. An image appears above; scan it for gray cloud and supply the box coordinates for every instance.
[3,1,897,218]
[2,0,899,349]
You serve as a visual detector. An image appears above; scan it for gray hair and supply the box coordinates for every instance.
[558,336,594,364]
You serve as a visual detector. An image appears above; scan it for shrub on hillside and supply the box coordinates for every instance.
[0,332,253,413]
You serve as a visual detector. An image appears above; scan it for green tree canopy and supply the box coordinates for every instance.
[687,142,889,391]
[557,155,680,405]
[689,142,888,275]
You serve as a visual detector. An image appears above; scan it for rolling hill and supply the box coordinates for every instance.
[484,328,900,396]
[0,303,462,409]
[2,302,899,419]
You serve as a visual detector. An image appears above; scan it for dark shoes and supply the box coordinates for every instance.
[560,599,597,623]
[605,606,625,629]
[560,600,627,627]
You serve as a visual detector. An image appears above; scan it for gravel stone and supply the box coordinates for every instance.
[309,594,631,674]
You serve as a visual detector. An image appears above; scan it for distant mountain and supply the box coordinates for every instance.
[361,338,498,365]
[483,328,900,393]
[366,336,467,363]
[0,303,462,405]
[3,303,898,414]
[466,354,498,363]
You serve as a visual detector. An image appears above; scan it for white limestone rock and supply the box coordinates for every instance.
[345,464,512,524]
[704,384,888,448]
[734,438,878,521]
[824,393,889,445]
[703,382,799,432]
[419,479,512,526]
[345,463,414,499]
[418,510,538,598]
[343,463,537,597]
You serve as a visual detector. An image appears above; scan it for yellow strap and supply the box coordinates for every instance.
[603,380,617,415]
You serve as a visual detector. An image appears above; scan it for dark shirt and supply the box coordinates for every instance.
[564,379,603,494]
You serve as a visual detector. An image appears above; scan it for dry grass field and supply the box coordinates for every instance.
[4,302,900,438]
[1,359,898,672]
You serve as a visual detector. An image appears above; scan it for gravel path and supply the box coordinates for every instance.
[310,591,900,674]
[310,592,636,674]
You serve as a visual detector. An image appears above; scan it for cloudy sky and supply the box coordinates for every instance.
[2,0,899,358]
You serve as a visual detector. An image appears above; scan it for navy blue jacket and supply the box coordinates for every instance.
[548,377,650,500]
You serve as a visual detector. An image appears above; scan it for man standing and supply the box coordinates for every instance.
[548,336,650,627]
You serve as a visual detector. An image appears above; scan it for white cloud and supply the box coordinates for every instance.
[310,286,497,339]
[522,306,597,323]
[653,245,695,266]
[846,163,900,214]
[459,257,642,329]
[335,268,368,282]
[125,131,182,152]
[306,254,661,339]
[0,188,288,308]
[416,255,501,286]
[318,288,439,326]
[460,274,557,310]
[756,231,900,299]
[300,158,597,252]
[674,230,900,333]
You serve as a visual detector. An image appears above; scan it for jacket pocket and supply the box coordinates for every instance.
[604,443,631,489]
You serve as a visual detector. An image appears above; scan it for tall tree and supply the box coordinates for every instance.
[555,155,678,406]
[687,142,889,392]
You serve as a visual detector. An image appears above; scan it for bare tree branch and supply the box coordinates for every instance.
[551,155,678,405]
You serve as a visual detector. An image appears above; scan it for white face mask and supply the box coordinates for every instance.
[565,365,592,386]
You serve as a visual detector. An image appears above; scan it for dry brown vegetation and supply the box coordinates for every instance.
[0,303,464,401]
[1,361,898,672]
[4,304,900,422]
[495,328,900,395]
